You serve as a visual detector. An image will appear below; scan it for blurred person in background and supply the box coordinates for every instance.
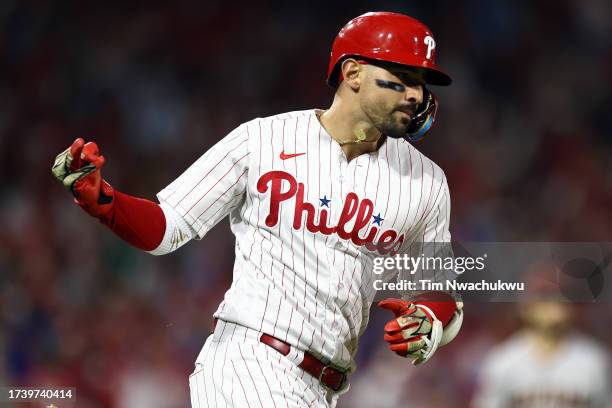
[472,264,611,408]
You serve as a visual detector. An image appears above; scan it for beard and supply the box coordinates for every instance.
[362,99,414,139]
[376,110,412,139]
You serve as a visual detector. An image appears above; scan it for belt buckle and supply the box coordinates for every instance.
[318,366,344,391]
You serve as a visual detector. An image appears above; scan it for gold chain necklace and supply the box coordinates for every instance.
[336,128,382,146]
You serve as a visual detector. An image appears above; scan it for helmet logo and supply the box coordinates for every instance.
[424,36,436,60]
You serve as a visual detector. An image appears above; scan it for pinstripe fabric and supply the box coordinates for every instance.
[157,109,451,405]
[189,320,339,407]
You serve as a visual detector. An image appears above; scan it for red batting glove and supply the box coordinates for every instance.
[378,299,434,358]
[378,292,459,364]
[52,138,114,219]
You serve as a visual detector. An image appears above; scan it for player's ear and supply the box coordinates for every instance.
[340,58,362,91]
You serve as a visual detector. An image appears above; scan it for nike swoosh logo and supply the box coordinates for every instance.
[279,151,305,160]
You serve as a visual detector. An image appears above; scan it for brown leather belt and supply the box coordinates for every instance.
[213,319,346,391]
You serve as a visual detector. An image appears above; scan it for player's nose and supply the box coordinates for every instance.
[404,85,424,105]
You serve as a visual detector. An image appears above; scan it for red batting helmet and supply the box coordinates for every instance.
[327,12,452,87]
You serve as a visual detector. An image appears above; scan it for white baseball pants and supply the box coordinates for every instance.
[189,320,343,408]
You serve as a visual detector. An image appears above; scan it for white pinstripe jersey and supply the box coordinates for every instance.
[157,109,451,371]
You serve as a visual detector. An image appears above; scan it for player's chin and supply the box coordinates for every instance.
[383,116,410,139]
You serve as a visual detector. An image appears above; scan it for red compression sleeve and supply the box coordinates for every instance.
[99,190,166,251]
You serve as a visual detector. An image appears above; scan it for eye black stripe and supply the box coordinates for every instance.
[376,79,405,93]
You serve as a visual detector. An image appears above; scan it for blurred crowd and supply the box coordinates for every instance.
[0,0,611,406]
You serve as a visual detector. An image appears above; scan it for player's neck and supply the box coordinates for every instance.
[318,102,383,162]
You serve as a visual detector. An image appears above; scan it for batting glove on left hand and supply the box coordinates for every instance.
[52,138,114,219]
[378,298,443,366]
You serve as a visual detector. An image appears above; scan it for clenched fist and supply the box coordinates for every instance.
[378,292,463,365]
[52,138,114,218]
[378,298,443,365]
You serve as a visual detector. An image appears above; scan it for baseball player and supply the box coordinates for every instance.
[52,12,463,407]
[473,301,611,408]
[473,265,611,408]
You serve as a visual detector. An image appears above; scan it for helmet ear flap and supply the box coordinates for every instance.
[405,88,438,142]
